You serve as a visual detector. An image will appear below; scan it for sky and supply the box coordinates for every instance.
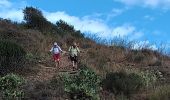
[0,0,170,50]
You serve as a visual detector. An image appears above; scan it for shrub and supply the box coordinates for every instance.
[0,40,26,75]
[0,73,25,99]
[138,70,157,88]
[124,69,157,88]
[62,66,101,100]
[102,71,144,95]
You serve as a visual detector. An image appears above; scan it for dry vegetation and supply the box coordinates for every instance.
[0,7,170,100]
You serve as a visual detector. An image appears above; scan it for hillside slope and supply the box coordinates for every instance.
[0,7,170,100]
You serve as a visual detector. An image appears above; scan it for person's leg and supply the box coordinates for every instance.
[70,56,74,67]
[70,56,76,71]
[74,56,78,69]
[72,61,75,67]
[55,60,58,67]
[73,56,78,70]
[53,54,58,67]
[57,60,60,67]
[56,54,61,68]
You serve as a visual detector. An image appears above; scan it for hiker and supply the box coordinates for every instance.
[50,42,63,68]
[68,42,80,70]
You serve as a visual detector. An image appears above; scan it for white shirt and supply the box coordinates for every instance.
[50,46,62,54]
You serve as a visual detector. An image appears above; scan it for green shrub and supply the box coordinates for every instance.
[0,40,26,75]
[62,66,101,100]
[102,71,144,95]
[138,70,157,88]
[0,73,25,99]
[124,69,157,88]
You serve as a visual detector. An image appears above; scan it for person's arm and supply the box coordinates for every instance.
[76,47,80,53]
[68,46,71,52]
[49,47,53,52]
[58,46,63,52]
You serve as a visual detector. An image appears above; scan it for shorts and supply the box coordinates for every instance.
[70,55,78,63]
[53,54,60,61]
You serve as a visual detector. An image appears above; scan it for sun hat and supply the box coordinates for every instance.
[73,42,77,46]
[54,42,57,45]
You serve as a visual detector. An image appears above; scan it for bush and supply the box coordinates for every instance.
[138,70,157,88]
[0,73,25,99]
[124,69,157,88]
[102,71,144,95]
[0,40,26,75]
[62,66,101,100]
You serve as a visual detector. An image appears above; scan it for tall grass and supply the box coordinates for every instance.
[148,85,170,100]
[0,40,26,75]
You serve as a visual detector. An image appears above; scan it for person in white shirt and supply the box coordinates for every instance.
[50,42,63,68]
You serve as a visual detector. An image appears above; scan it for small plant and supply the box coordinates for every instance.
[0,73,25,99]
[62,66,101,100]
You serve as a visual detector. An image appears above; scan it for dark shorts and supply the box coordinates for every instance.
[70,55,78,62]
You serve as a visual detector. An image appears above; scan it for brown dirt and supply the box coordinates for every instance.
[25,52,75,83]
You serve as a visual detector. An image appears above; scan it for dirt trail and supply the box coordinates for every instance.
[25,53,74,82]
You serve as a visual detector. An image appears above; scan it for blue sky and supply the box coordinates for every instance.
[0,0,170,50]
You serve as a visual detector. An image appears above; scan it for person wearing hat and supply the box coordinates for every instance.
[68,42,80,70]
[50,42,63,68]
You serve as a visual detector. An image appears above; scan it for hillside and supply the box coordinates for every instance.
[0,7,170,100]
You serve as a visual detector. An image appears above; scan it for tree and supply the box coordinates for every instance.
[56,20,84,38]
[23,7,52,32]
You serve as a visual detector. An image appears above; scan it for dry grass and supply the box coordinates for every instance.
[1,17,170,100]
[148,85,170,100]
